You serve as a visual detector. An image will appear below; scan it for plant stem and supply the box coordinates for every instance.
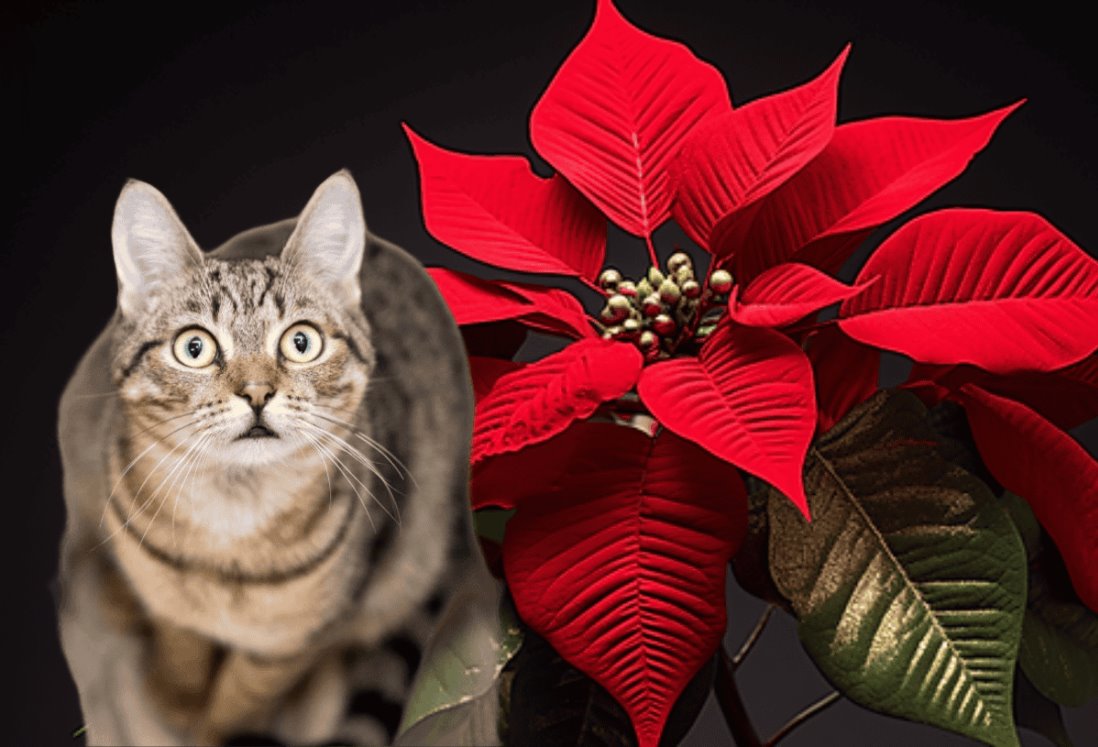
[732,604,775,670]
[763,691,841,747]
[715,648,761,747]
[645,234,659,266]
[582,277,608,296]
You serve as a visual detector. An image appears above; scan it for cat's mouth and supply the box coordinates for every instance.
[237,422,278,440]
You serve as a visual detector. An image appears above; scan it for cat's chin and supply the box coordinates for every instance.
[220,434,298,466]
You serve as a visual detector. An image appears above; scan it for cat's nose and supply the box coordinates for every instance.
[237,382,276,414]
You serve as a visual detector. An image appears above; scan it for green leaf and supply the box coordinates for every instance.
[1013,668,1074,747]
[1001,493,1098,707]
[768,390,1027,747]
[395,579,522,746]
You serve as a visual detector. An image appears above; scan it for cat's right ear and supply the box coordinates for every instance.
[111,179,203,318]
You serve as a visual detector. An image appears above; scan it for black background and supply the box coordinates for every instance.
[7,0,1098,743]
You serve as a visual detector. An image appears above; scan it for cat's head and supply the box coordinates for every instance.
[109,171,374,467]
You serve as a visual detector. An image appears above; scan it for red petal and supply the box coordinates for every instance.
[502,422,747,747]
[405,126,606,279]
[838,209,1098,373]
[716,104,1020,281]
[959,385,1098,612]
[805,325,880,434]
[730,262,867,328]
[637,321,816,516]
[429,267,595,339]
[673,47,848,250]
[472,339,643,464]
[529,0,731,238]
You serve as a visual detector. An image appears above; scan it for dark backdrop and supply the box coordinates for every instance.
[6,0,1097,744]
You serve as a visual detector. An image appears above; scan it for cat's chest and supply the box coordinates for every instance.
[109,497,370,655]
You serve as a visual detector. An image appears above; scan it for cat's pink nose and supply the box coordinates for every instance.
[237,382,276,413]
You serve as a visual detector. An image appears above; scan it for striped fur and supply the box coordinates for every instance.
[56,173,488,745]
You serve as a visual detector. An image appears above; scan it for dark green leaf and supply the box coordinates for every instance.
[768,390,1027,747]
[730,477,792,610]
[504,629,714,747]
[1001,494,1098,707]
[395,580,522,746]
[926,401,1002,493]
[1013,668,1074,747]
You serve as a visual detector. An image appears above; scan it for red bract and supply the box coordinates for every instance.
[501,423,747,747]
[960,385,1098,612]
[529,0,731,241]
[405,1,1098,742]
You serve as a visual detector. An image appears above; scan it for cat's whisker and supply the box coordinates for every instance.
[309,434,388,531]
[296,421,401,525]
[141,432,212,549]
[95,416,207,532]
[293,431,334,514]
[302,408,413,484]
[69,390,123,400]
[170,433,215,548]
[302,432,377,533]
[94,427,209,550]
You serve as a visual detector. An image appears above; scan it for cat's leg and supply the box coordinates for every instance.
[273,649,349,745]
[59,554,188,746]
[144,620,220,733]
[193,648,314,746]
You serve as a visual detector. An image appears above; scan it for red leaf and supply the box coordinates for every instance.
[715,104,1020,281]
[730,262,867,328]
[429,267,595,339]
[472,339,643,464]
[959,385,1098,612]
[637,321,816,516]
[805,324,880,433]
[405,126,606,279]
[673,47,848,250]
[838,209,1098,373]
[529,0,731,238]
[469,356,523,401]
[502,422,747,747]
[906,357,1098,430]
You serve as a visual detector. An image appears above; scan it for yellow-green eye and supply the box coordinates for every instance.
[280,323,323,363]
[172,328,218,368]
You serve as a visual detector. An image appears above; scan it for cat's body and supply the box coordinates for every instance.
[56,173,490,746]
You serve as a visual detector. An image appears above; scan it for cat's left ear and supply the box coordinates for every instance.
[111,179,203,318]
[281,170,366,308]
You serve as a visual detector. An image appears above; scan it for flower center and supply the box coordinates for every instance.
[597,253,733,359]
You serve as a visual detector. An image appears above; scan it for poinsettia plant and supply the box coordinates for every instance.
[403,1,1098,744]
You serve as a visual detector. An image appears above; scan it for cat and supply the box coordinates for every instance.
[56,171,493,746]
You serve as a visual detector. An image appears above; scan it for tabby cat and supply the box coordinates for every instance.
[56,171,491,746]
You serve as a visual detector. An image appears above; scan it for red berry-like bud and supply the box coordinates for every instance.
[652,314,676,336]
[658,279,681,304]
[709,269,733,294]
[641,294,663,317]
[598,268,623,290]
[616,280,638,298]
[681,279,701,299]
[667,251,692,274]
[639,330,658,349]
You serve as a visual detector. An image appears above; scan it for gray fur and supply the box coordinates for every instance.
[56,174,492,745]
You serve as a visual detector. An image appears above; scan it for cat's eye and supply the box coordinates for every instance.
[172,328,219,368]
[280,323,324,364]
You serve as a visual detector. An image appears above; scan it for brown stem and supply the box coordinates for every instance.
[715,648,762,747]
[763,691,841,746]
[732,604,775,671]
